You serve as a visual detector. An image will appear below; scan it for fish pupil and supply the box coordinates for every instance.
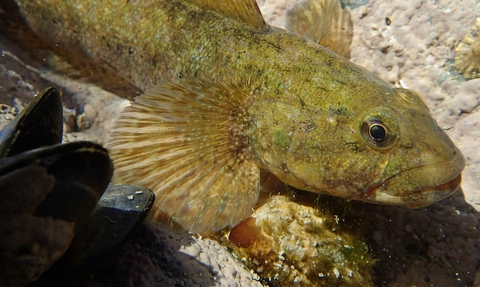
[369,124,387,142]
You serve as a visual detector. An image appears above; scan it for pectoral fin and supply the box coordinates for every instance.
[108,78,260,233]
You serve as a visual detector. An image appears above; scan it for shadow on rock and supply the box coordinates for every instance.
[81,223,220,287]
[351,189,479,286]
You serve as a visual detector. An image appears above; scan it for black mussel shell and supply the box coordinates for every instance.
[31,185,155,286]
[0,141,113,224]
[68,185,155,265]
[0,87,62,158]
[0,141,113,286]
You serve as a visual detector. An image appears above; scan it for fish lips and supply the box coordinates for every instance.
[364,152,465,208]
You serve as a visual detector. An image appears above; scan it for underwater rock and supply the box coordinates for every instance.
[81,222,263,287]
[0,105,18,131]
[0,33,54,108]
[223,193,376,286]
[454,17,480,80]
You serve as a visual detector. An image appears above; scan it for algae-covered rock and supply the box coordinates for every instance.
[455,18,480,80]
[222,191,376,286]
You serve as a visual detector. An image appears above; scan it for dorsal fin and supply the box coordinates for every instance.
[189,0,269,32]
[286,0,353,59]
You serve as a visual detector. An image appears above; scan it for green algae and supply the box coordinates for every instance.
[217,188,377,286]
[273,129,289,150]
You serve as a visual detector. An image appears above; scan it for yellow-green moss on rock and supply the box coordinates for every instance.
[222,193,376,286]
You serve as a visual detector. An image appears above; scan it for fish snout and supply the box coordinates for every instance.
[365,146,465,208]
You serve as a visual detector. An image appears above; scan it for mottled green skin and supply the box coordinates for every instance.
[16,0,464,207]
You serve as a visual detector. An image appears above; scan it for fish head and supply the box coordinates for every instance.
[355,88,465,207]
[267,87,464,208]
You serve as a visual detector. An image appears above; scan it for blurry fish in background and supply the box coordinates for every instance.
[5,0,465,233]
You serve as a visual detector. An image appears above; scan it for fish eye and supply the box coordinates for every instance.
[360,109,399,150]
[369,123,387,142]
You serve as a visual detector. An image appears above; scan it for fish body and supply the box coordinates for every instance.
[11,0,465,232]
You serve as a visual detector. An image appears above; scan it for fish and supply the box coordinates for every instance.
[8,0,465,233]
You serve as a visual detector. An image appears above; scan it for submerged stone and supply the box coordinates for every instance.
[455,18,480,80]
[220,190,376,286]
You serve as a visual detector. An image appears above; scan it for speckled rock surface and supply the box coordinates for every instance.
[82,222,263,287]
[0,35,51,108]
[455,17,480,80]
[363,190,480,287]
[222,194,376,286]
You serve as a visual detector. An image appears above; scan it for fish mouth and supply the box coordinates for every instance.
[364,153,465,208]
